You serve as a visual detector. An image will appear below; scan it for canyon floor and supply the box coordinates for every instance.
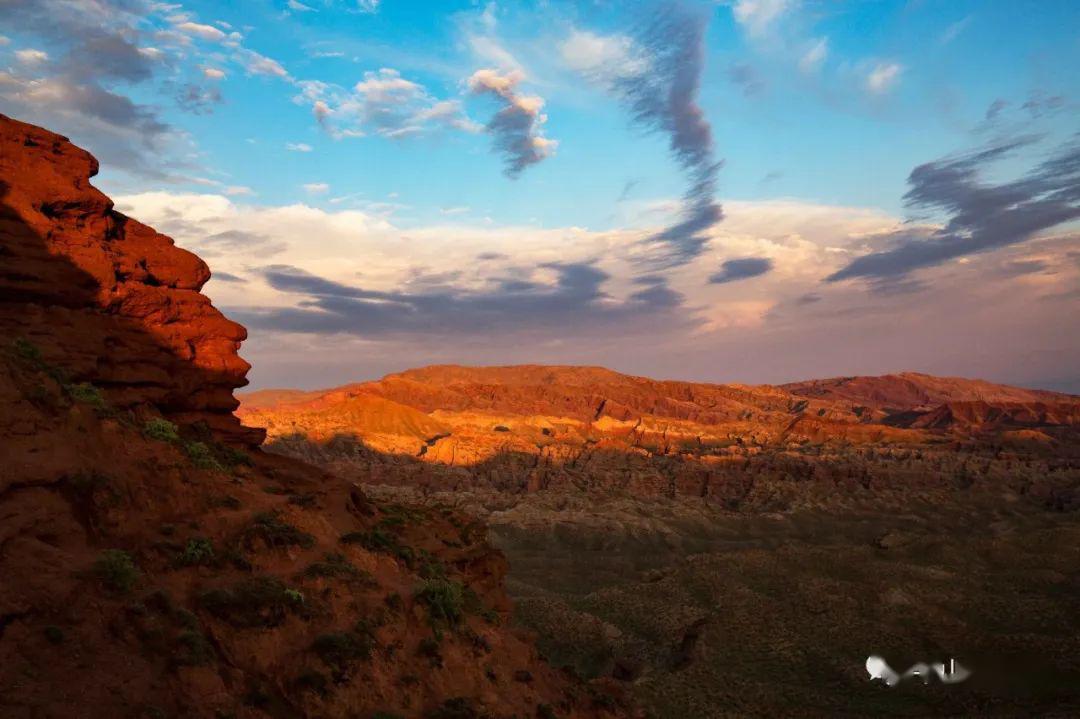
[240,365,1080,717]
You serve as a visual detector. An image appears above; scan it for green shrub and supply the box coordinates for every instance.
[43,625,64,644]
[244,511,315,550]
[312,631,373,674]
[416,578,465,630]
[12,337,43,363]
[218,444,252,467]
[93,549,139,593]
[68,382,106,409]
[463,586,500,625]
[184,441,224,471]
[199,576,305,628]
[303,552,366,581]
[143,418,180,443]
[340,528,416,567]
[179,537,215,566]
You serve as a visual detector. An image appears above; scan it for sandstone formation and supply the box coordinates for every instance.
[0,115,630,719]
[0,113,261,445]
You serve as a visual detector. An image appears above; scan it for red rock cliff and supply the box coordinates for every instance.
[0,114,263,445]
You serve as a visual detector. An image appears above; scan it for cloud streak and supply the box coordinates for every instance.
[829,135,1080,283]
[608,2,724,268]
[231,262,688,339]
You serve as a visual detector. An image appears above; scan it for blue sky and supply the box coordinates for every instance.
[2,0,1078,390]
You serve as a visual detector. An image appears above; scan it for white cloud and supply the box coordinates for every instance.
[300,68,478,140]
[203,67,226,80]
[865,62,903,94]
[288,0,316,11]
[357,0,380,13]
[799,37,828,74]
[354,67,422,100]
[15,48,49,65]
[732,0,795,37]
[0,36,9,46]
[940,16,971,45]
[303,182,330,194]
[224,185,255,196]
[175,21,228,42]
[559,30,648,85]
[286,142,313,152]
[237,48,289,78]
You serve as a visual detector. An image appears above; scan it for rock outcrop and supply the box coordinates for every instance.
[0,115,630,719]
[0,113,261,445]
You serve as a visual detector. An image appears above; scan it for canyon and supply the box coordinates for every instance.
[239,366,1080,717]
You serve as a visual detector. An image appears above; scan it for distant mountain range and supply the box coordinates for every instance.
[239,365,1080,464]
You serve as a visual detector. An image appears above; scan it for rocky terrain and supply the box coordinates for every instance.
[0,115,631,719]
[240,367,1080,717]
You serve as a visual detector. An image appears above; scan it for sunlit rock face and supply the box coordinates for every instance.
[0,113,262,445]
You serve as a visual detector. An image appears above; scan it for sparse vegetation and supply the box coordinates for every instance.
[416,578,465,632]
[340,528,416,567]
[143,417,180,443]
[217,443,252,467]
[312,630,374,677]
[184,441,224,471]
[302,552,370,582]
[68,382,106,409]
[243,511,315,550]
[93,549,139,593]
[199,576,306,627]
[178,537,215,567]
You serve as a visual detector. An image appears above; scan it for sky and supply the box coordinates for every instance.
[1,0,1079,392]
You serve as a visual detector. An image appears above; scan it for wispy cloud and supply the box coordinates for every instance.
[609,2,724,269]
[731,0,795,37]
[865,62,903,94]
[828,136,1080,284]
[940,16,971,45]
[799,37,828,74]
